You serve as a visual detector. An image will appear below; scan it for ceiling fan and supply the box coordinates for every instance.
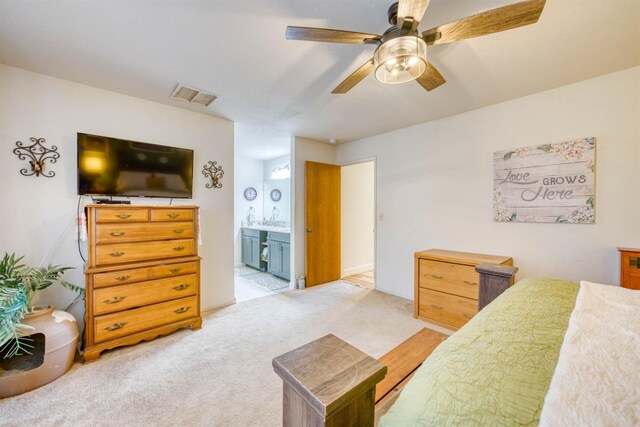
[286,0,546,94]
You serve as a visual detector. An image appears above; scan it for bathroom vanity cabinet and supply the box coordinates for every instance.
[241,228,268,271]
[268,232,291,281]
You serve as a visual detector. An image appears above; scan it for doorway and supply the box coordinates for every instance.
[303,159,376,289]
[340,161,375,289]
[233,125,293,303]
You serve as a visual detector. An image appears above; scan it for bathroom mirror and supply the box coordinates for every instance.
[263,178,290,223]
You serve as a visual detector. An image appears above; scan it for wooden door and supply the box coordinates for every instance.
[305,161,341,286]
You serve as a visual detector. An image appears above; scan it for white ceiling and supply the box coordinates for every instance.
[235,124,291,160]
[0,0,639,144]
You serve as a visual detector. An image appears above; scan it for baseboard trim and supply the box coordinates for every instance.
[375,285,412,301]
[202,298,237,315]
[342,263,374,277]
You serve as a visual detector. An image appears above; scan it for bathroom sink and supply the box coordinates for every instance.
[244,225,290,233]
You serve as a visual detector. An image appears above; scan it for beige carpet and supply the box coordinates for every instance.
[0,281,430,426]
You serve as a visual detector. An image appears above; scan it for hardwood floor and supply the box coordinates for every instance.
[343,269,375,289]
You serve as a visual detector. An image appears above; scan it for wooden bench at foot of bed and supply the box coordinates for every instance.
[374,328,448,421]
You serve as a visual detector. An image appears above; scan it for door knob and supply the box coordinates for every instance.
[306,228,312,232]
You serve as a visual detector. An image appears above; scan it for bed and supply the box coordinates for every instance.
[379,277,640,426]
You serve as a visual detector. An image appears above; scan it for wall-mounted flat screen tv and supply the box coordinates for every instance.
[77,133,194,199]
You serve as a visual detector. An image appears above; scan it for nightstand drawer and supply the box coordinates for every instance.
[95,239,195,265]
[93,274,197,315]
[94,296,197,343]
[418,288,477,330]
[419,259,479,300]
[95,208,149,223]
[96,222,194,244]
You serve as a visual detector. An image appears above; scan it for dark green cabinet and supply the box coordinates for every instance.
[268,232,291,281]
[241,228,267,271]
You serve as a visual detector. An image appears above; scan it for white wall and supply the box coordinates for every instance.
[336,66,640,299]
[292,136,336,282]
[341,161,375,277]
[263,154,291,224]
[0,64,235,327]
[233,156,264,265]
[263,155,290,181]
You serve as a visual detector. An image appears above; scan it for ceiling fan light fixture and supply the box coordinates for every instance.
[374,36,427,84]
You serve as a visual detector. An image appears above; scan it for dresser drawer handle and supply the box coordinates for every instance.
[169,268,182,274]
[103,296,127,304]
[463,313,473,319]
[431,275,444,279]
[109,252,125,258]
[115,214,131,219]
[173,284,190,291]
[173,246,186,252]
[105,322,127,331]
[115,275,130,281]
[174,306,191,314]
[167,213,180,219]
[429,304,443,310]
[109,231,125,237]
[173,229,185,234]
[463,281,477,286]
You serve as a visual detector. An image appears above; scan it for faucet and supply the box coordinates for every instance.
[270,207,279,221]
[247,206,255,226]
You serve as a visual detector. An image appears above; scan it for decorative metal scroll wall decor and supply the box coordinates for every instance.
[13,137,60,177]
[202,161,224,189]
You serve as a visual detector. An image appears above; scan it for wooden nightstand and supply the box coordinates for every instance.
[618,248,640,290]
[414,249,513,330]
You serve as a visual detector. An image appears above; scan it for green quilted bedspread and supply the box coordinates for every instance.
[379,278,579,427]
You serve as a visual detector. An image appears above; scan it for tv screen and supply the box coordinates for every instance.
[77,133,194,199]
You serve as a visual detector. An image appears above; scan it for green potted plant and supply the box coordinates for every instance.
[0,252,84,398]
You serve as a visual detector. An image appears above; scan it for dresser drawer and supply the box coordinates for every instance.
[150,209,194,222]
[95,222,194,244]
[94,295,198,343]
[93,274,197,315]
[418,288,478,330]
[95,239,195,265]
[151,261,198,279]
[419,259,479,300]
[95,208,149,223]
[93,266,150,288]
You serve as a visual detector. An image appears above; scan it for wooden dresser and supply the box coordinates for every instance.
[414,249,513,330]
[619,247,640,290]
[84,205,202,362]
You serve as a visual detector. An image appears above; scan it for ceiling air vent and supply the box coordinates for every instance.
[170,84,218,107]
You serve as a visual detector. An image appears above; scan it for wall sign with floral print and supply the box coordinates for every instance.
[493,137,596,223]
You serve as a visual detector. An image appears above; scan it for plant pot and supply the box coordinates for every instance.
[0,305,79,398]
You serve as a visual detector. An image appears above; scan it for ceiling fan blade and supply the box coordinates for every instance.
[422,0,546,45]
[416,63,446,91]
[332,58,375,94]
[397,0,431,28]
[286,27,381,44]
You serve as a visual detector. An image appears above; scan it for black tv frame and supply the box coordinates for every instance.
[77,132,194,199]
